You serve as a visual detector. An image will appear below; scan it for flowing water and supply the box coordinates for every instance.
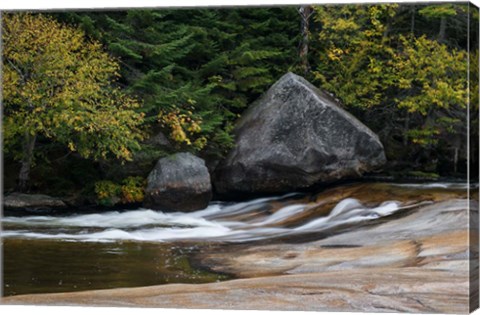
[1,181,472,297]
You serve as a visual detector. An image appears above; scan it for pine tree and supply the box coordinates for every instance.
[56,7,299,158]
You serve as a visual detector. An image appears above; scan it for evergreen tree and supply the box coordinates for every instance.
[56,7,299,158]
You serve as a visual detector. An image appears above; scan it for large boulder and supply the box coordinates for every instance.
[214,72,386,195]
[144,152,212,212]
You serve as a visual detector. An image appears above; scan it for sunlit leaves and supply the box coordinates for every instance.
[158,108,206,150]
[391,35,467,144]
[313,4,398,109]
[312,4,468,147]
[3,13,145,163]
[418,4,458,19]
[394,35,467,115]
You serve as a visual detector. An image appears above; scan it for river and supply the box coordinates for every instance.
[2,181,478,313]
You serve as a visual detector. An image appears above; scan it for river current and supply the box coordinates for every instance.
[1,181,472,296]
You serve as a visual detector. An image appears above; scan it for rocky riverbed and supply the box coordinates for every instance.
[2,182,478,313]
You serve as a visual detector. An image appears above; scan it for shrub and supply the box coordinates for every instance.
[94,180,122,206]
[120,176,146,203]
[94,176,146,206]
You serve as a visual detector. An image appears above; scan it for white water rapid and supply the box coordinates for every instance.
[4,181,468,243]
[1,192,410,243]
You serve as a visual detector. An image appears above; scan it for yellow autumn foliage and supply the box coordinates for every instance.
[3,13,145,162]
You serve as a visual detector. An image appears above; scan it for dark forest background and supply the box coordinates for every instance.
[3,3,479,205]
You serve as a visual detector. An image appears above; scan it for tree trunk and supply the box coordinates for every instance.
[453,147,459,174]
[17,131,37,193]
[410,5,415,35]
[438,16,447,43]
[403,113,410,146]
[299,5,313,76]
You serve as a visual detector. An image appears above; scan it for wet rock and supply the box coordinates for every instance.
[194,198,472,277]
[3,263,469,313]
[144,152,212,212]
[4,193,67,212]
[214,72,386,195]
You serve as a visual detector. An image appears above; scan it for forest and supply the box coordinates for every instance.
[3,3,479,207]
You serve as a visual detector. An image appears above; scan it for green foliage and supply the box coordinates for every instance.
[95,176,146,206]
[2,4,475,195]
[120,176,146,203]
[56,8,298,158]
[313,4,398,109]
[392,35,467,145]
[94,180,122,206]
[406,171,440,180]
[3,8,299,195]
[3,13,145,168]
[312,3,472,173]
[418,4,458,19]
[393,35,466,114]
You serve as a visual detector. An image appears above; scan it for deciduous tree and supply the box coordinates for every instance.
[3,13,145,191]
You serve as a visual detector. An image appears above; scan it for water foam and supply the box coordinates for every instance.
[391,182,471,189]
[2,192,405,243]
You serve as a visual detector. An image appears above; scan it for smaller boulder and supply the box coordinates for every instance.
[144,152,212,212]
[4,193,67,211]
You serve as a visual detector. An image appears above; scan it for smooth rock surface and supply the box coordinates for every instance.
[214,72,386,195]
[144,152,212,212]
[2,267,469,313]
[4,187,476,313]
[195,199,473,278]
